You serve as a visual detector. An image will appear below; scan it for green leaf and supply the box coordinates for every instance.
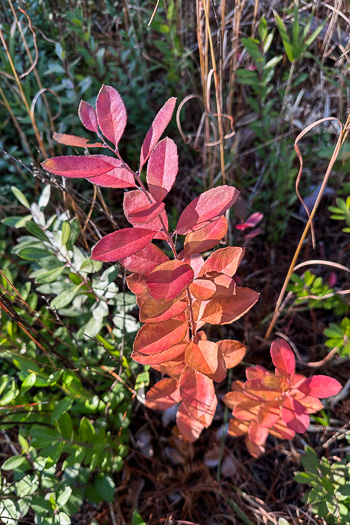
[61,222,71,247]
[25,220,48,240]
[57,486,72,507]
[2,455,26,471]
[132,510,146,525]
[18,247,52,260]
[51,285,82,310]
[59,412,74,440]
[274,13,293,62]
[95,474,115,503]
[21,372,36,394]
[11,186,30,209]
[80,258,103,273]
[38,184,51,209]
[294,472,317,484]
[51,398,73,424]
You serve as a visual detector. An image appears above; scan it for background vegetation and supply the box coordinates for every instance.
[0,0,349,523]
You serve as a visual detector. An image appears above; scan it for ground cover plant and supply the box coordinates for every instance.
[1,1,350,524]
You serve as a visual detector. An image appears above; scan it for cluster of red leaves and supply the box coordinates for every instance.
[42,84,260,441]
[223,338,342,457]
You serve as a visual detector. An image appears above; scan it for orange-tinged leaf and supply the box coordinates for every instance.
[198,394,218,427]
[180,252,204,278]
[176,186,239,235]
[189,278,216,300]
[126,273,148,306]
[146,260,194,302]
[196,287,259,326]
[152,354,186,378]
[133,341,187,365]
[176,402,205,442]
[185,341,226,382]
[140,97,177,170]
[79,100,99,132]
[96,85,127,147]
[91,228,155,262]
[145,378,181,410]
[223,390,248,410]
[133,319,188,356]
[228,418,249,437]
[261,374,282,389]
[268,419,295,440]
[199,247,245,277]
[292,392,323,414]
[179,366,215,422]
[121,243,169,275]
[124,190,168,240]
[244,378,280,402]
[183,216,228,256]
[53,133,102,148]
[147,137,178,202]
[270,338,295,377]
[246,366,267,380]
[281,396,309,433]
[233,398,261,421]
[140,296,187,323]
[246,436,265,458]
[210,273,236,298]
[257,402,280,428]
[42,155,115,178]
[218,340,246,369]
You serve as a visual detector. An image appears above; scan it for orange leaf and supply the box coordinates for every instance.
[145,378,181,410]
[185,341,226,382]
[176,402,205,442]
[140,296,187,323]
[228,418,249,437]
[133,319,188,356]
[199,247,245,277]
[126,273,148,307]
[53,133,102,148]
[183,216,228,256]
[218,340,246,369]
[189,278,216,301]
[132,341,188,365]
[179,366,215,423]
[196,287,259,326]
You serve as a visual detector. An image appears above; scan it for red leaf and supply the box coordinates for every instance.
[96,85,127,147]
[190,278,216,301]
[128,201,165,224]
[53,133,102,148]
[120,243,169,275]
[91,228,155,262]
[147,137,178,202]
[124,190,168,240]
[140,97,177,170]
[199,247,245,277]
[133,319,188,356]
[41,155,115,178]
[132,341,187,365]
[244,228,262,239]
[176,402,205,442]
[196,287,259,326]
[175,186,239,235]
[185,341,226,382]
[126,273,148,306]
[145,378,181,410]
[86,156,136,188]
[140,296,187,323]
[146,260,194,302]
[184,216,228,256]
[270,338,295,377]
[281,397,309,433]
[218,340,246,369]
[248,421,268,446]
[298,376,342,398]
[78,100,99,133]
[179,366,215,422]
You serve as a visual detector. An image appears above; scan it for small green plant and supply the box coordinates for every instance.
[295,446,350,524]
[328,197,350,233]
[324,318,350,358]
[288,271,348,315]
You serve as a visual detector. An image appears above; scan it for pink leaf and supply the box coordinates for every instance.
[179,366,215,423]
[124,190,168,240]
[248,421,268,446]
[199,247,245,277]
[281,397,309,433]
[140,97,177,170]
[179,252,204,278]
[184,216,228,256]
[120,243,169,275]
[78,100,99,133]
[298,376,342,398]
[41,155,115,178]
[86,156,136,188]
[176,402,205,442]
[270,338,295,377]
[236,212,263,230]
[91,228,155,262]
[175,186,239,235]
[53,133,102,148]
[145,378,181,410]
[244,228,262,240]
[147,137,178,202]
[96,85,127,147]
[128,201,166,224]
[146,260,194,302]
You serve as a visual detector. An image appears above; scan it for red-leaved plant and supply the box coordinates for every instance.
[223,338,342,457]
[42,85,341,448]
